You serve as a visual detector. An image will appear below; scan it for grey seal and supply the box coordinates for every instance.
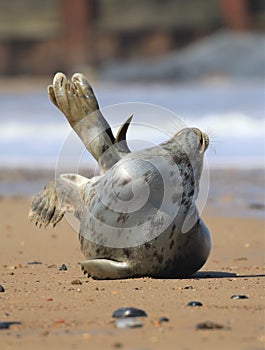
[29,72,211,279]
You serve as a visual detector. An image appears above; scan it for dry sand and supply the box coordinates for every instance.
[0,197,264,350]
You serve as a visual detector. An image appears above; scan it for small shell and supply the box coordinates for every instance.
[115,317,143,329]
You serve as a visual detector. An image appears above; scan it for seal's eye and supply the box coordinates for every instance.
[199,134,204,147]
[199,133,204,152]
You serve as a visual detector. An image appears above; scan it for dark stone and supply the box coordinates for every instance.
[71,279,82,285]
[113,342,124,348]
[59,264,68,271]
[0,321,21,330]
[231,295,249,300]
[196,320,227,330]
[27,261,42,265]
[249,203,265,210]
[187,301,203,307]
[158,316,169,323]
[112,307,147,318]
[184,286,194,290]
[0,285,5,292]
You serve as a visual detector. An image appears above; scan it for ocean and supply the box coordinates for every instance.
[0,80,264,217]
[1,80,264,169]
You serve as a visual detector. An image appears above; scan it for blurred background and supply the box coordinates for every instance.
[0,0,264,76]
[0,0,264,217]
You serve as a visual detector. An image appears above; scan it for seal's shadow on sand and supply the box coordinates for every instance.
[190,271,265,279]
[144,271,265,280]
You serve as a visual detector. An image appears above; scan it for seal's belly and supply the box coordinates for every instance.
[79,217,211,278]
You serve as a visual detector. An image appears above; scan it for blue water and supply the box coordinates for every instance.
[0,80,264,219]
[0,81,264,169]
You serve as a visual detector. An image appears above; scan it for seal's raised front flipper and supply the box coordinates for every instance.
[29,174,88,228]
[80,259,132,279]
[48,73,131,173]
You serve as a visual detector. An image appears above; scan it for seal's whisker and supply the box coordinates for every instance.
[209,143,217,154]
[204,130,219,155]
[165,118,186,137]
[204,129,222,145]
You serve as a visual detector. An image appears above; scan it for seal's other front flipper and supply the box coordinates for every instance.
[29,174,89,228]
[28,180,65,228]
[80,259,132,279]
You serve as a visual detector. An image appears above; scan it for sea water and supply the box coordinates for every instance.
[0,81,264,169]
[0,81,264,217]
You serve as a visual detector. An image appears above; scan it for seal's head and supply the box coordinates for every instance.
[162,127,209,184]
[174,127,209,156]
[177,127,209,189]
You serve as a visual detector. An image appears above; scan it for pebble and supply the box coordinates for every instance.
[187,301,203,307]
[47,264,57,268]
[112,307,147,318]
[59,264,68,271]
[0,321,21,330]
[115,317,143,329]
[71,279,82,285]
[27,261,42,265]
[0,285,5,292]
[249,202,265,210]
[158,316,169,323]
[231,294,249,300]
[153,317,169,327]
[52,319,65,326]
[196,320,226,330]
[113,342,123,348]
[184,285,194,290]
[233,257,247,261]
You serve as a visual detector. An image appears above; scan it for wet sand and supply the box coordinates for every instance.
[0,196,264,350]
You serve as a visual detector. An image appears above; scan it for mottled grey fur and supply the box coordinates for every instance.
[29,73,211,279]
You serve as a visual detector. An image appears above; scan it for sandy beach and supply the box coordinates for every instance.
[0,8,264,348]
[0,75,264,350]
[0,194,264,350]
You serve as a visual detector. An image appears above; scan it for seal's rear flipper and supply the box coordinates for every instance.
[115,114,133,154]
[80,259,131,279]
